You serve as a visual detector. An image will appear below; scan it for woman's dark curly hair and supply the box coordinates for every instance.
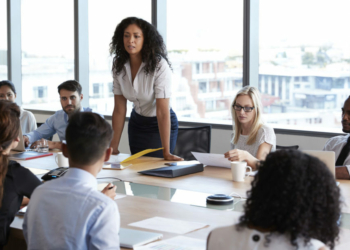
[109,17,171,75]
[237,149,341,249]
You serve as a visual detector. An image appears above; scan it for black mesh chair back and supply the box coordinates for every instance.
[173,125,211,160]
[36,123,53,141]
[276,145,299,150]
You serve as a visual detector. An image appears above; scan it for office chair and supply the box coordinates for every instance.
[276,145,299,150]
[173,125,211,161]
[36,123,53,141]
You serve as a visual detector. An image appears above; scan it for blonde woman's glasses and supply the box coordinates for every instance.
[233,105,255,112]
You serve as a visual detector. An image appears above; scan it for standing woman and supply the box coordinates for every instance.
[109,17,182,161]
[0,100,41,248]
[224,86,276,169]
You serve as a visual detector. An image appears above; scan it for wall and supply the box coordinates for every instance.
[32,111,333,154]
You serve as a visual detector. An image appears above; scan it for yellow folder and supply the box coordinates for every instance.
[120,148,163,163]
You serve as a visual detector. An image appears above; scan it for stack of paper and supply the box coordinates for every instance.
[129,217,208,234]
[134,236,206,250]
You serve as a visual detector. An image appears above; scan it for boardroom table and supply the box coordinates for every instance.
[6,152,350,250]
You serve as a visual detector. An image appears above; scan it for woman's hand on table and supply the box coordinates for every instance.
[112,148,120,155]
[224,149,248,162]
[164,153,184,161]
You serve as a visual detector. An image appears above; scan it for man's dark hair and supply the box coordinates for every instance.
[65,112,113,165]
[0,80,16,94]
[237,150,341,249]
[57,80,82,95]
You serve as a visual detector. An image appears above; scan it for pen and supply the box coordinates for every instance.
[108,185,115,190]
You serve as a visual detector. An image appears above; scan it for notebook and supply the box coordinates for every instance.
[138,161,204,178]
[9,151,53,160]
[120,228,163,248]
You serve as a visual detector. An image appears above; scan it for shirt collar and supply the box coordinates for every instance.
[19,106,24,119]
[63,106,84,122]
[124,60,146,83]
[63,167,97,188]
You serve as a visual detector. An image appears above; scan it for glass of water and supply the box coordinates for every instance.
[37,139,49,153]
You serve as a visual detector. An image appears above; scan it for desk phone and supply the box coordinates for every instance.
[41,167,68,181]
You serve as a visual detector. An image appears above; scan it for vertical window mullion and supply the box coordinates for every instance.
[74,0,89,107]
[7,0,22,105]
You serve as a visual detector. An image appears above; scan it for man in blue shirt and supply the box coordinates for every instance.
[24,80,97,150]
[23,112,120,249]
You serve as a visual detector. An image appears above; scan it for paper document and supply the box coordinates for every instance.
[134,236,206,250]
[121,148,163,163]
[106,153,131,164]
[26,167,50,175]
[103,163,126,170]
[129,216,208,234]
[191,152,231,168]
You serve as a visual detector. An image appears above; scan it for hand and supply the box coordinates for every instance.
[48,141,62,150]
[224,149,247,162]
[24,136,30,147]
[101,183,117,200]
[112,148,120,155]
[21,197,30,209]
[30,140,39,149]
[336,166,350,179]
[163,153,184,161]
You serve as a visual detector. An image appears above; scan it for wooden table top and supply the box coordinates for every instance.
[9,152,350,249]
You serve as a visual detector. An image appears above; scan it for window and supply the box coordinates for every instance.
[21,0,74,111]
[167,0,243,120]
[199,82,207,93]
[0,0,7,80]
[259,0,350,131]
[88,0,152,115]
[33,86,47,99]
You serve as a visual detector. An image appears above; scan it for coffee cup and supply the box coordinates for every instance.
[55,152,69,168]
[231,161,252,182]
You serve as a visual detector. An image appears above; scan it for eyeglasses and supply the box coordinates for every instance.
[233,105,255,112]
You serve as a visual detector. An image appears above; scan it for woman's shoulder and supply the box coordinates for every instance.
[7,160,30,176]
[259,124,275,135]
[157,56,171,70]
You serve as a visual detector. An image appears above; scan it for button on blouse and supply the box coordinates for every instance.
[112,57,172,117]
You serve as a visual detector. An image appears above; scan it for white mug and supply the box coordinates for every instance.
[231,161,252,182]
[55,152,69,168]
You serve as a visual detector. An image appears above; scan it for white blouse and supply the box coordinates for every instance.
[231,124,276,157]
[20,107,37,134]
[113,57,172,117]
[208,225,325,250]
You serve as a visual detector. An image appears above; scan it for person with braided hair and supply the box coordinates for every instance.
[109,17,182,161]
[208,150,341,250]
[0,100,41,249]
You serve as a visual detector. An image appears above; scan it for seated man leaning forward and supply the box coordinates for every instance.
[23,112,120,249]
[324,96,350,179]
[23,80,100,150]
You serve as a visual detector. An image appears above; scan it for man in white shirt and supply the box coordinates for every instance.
[323,96,350,179]
[23,112,120,249]
[0,80,37,134]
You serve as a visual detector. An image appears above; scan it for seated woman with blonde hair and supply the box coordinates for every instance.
[208,150,341,250]
[224,86,276,169]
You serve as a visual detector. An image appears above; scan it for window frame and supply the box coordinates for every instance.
[5,0,345,137]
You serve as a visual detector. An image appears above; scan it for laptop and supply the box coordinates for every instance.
[12,127,31,152]
[302,150,335,177]
[10,127,53,160]
[119,228,163,248]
